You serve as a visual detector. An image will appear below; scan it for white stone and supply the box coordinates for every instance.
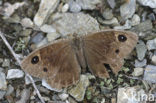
[114,20,132,30]
[42,79,62,92]
[120,0,136,19]
[131,14,140,26]
[76,0,101,10]
[0,72,7,90]
[47,32,60,42]
[7,69,24,79]
[137,0,156,8]
[34,0,60,26]
[40,24,56,33]
[2,2,26,17]
[132,68,144,76]
[117,87,146,103]
[59,93,69,100]
[146,38,156,50]
[51,13,100,36]
[151,55,156,65]
[100,17,119,26]
[21,18,34,28]
[62,3,69,13]
[68,75,90,102]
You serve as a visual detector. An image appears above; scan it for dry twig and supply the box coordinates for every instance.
[0,31,45,103]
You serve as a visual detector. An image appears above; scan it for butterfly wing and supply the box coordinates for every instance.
[21,39,81,89]
[83,30,138,78]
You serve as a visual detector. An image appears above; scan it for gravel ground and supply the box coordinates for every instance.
[0,0,156,103]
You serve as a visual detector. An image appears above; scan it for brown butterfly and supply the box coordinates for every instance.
[21,30,138,89]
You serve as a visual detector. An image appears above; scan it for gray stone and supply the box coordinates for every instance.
[117,87,146,103]
[42,79,62,92]
[0,72,7,90]
[58,93,69,101]
[102,8,113,20]
[131,14,140,26]
[16,88,30,103]
[2,59,10,67]
[47,32,61,42]
[136,40,147,60]
[134,59,147,68]
[40,24,56,33]
[7,69,24,79]
[137,0,156,8]
[68,75,89,102]
[62,3,69,13]
[51,13,100,36]
[5,14,21,23]
[31,32,44,44]
[39,87,50,95]
[134,20,153,32]
[0,90,6,99]
[144,65,156,83]
[148,13,156,21]
[2,2,26,17]
[146,38,156,50]
[98,17,119,26]
[69,1,81,13]
[21,18,34,28]
[76,0,101,10]
[151,55,156,65]
[120,0,136,20]
[107,0,116,9]
[20,29,32,36]
[34,0,60,26]
[114,19,131,30]
[132,68,144,76]
[6,85,14,96]
[36,38,48,48]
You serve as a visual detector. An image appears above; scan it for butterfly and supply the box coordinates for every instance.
[21,29,138,89]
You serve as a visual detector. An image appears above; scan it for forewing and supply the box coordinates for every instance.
[83,30,138,78]
[21,39,81,89]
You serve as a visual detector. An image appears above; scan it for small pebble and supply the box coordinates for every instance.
[59,93,69,101]
[134,59,147,68]
[16,88,31,103]
[102,8,113,20]
[131,14,140,26]
[148,13,156,21]
[136,40,147,61]
[144,65,156,83]
[40,24,56,33]
[120,0,136,19]
[0,72,7,90]
[2,59,10,67]
[151,55,156,65]
[69,1,81,13]
[6,85,14,96]
[21,18,34,28]
[107,0,116,9]
[47,32,60,42]
[62,3,69,13]
[68,75,89,102]
[0,90,6,99]
[146,38,156,50]
[7,69,24,79]
[31,32,44,44]
[137,0,156,8]
[132,68,144,76]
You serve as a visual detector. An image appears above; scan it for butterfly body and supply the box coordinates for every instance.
[21,30,138,89]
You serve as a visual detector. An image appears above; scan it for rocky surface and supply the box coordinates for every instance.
[0,0,156,103]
